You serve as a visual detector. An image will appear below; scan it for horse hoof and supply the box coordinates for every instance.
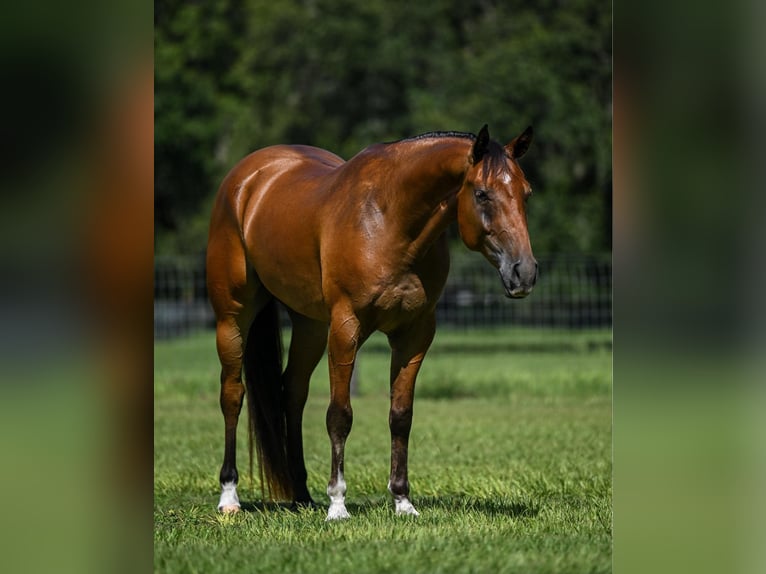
[394,498,420,517]
[218,504,241,514]
[326,504,351,521]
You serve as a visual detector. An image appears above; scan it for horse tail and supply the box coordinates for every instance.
[243,298,294,501]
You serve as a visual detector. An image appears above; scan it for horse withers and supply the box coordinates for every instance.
[206,125,537,520]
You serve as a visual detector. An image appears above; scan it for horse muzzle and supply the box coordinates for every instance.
[499,257,538,299]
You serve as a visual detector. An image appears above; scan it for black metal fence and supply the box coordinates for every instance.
[154,252,611,339]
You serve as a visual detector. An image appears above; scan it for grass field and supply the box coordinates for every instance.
[155,327,612,573]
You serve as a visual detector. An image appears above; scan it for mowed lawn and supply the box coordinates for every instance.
[155,327,612,574]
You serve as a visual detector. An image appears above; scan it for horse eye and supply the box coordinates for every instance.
[474,189,490,202]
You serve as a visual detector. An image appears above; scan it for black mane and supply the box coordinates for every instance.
[391,131,476,144]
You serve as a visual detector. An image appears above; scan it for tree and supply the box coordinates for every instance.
[154,0,612,256]
[155,0,249,252]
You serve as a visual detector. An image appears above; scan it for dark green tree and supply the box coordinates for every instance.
[155,0,249,252]
[155,0,611,256]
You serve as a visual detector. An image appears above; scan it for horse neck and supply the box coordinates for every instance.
[383,138,471,260]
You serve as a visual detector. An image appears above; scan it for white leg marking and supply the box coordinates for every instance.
[217,481,241,513]
[326,470,350,520]
[388,481,420,516]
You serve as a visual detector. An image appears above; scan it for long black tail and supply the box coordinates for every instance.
[243,298,293,501]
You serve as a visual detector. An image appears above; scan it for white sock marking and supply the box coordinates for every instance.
[394,497,420,516]
[217,481,241,512]
[388,480,420,516]
[326,470,350,520]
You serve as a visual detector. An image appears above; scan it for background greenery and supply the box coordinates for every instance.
[155,0,611,256]
[154,4,612,570]
[155,328,612,573]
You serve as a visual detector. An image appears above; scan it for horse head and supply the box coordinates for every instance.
[457,124,538,298]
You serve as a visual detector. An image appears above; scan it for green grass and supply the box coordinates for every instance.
[155,327,612,573]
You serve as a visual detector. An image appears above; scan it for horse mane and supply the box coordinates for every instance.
[389,130,509,178]
[391,131,476,143]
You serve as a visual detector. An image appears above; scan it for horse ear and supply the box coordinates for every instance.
[471,124,490,164]
[506,125,533,159]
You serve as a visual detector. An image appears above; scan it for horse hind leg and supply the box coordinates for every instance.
[215,313,252,513]
[282,311,328,507]
[209,267,269,513]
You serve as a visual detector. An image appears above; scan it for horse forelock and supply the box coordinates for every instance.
[477,140,511,183]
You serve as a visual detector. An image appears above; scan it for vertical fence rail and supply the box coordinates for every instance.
[154,253,611,339]
[154,255,212,339]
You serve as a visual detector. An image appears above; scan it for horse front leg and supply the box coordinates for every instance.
[325,310,361,520]
[387,314,436,516]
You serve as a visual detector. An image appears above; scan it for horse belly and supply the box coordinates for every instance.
[247,243,328,321]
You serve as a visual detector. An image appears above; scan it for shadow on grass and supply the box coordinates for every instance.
[239,495,540,519]
[415,495,541,518]
[362,340,611,355]
[240,500,318,513]
[238,498,384,517]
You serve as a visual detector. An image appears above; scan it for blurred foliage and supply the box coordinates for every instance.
[155,0,611,255]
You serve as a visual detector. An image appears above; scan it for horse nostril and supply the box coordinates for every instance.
[511,261,521,283]
[510,259,537,286]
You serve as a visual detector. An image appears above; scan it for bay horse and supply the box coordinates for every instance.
[206,125,537,520]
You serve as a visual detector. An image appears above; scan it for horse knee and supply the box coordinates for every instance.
[326,402,353,439]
